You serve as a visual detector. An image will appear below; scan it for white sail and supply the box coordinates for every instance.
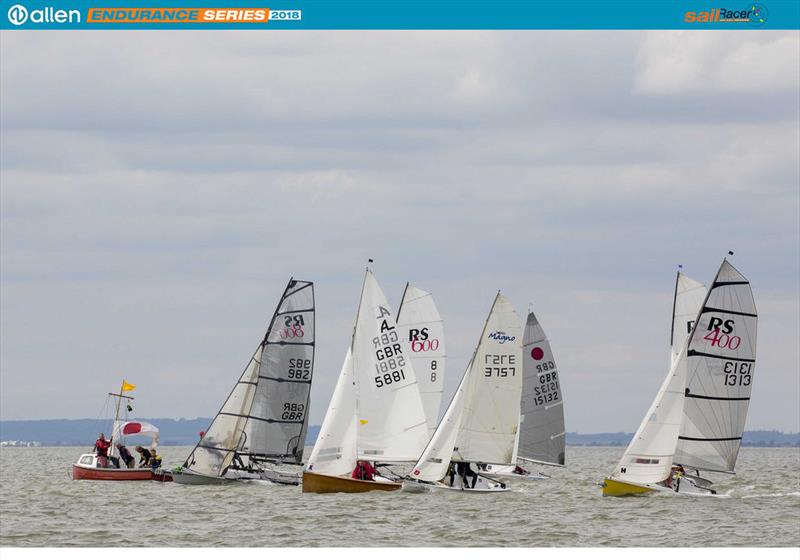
[671,271,706,366]
[518,311,566,466]
[610,346,688,485]
[411,293,522,482]
[397,284,447,436]
[674,260,757,473]
[305,348,358,475]
[410,360,471,482]
[184,279,315,477]
[184,348,262,476]
[354,272,430,462]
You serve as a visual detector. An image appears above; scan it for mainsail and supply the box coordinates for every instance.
[411,293,522,483]
[183,279,315,477]
[673,260,757,473]
[670,271,706,366]
[397,283,447,435]
[306,271,429,475]
[518,311,566,466]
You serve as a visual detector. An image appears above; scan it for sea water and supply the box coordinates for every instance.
[1,446,798,547]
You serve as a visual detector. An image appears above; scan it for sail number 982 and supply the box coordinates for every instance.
[484,354,517,377]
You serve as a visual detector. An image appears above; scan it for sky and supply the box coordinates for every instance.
[1,31,798,433]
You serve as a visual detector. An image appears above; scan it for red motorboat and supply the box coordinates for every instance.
[72,453,174,481]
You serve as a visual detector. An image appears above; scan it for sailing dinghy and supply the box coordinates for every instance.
[397,283,447,436]
[479,309,565,481]
[303,270,430,493]
[72,381,171,482]
[602,258,757,497]
[403,292,522,493]
[173,279,315,486]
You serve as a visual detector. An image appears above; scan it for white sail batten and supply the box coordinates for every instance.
[410,293,522,482]
[354,272,430,463]
[306,348,358,475]
[671,272,706,367]
[674,260,757,473]
[183,279,315,477]
[397,284,447,436]
[518,311,566,466]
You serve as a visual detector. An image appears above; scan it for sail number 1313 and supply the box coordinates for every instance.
[723,361,752,386]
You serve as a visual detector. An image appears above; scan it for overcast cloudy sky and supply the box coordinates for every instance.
[1,31,798,433]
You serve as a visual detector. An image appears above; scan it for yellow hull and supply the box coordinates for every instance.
[602,478,656,497]
[302,471,401,494]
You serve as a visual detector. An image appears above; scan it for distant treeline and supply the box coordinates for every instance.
[1,419,798,447]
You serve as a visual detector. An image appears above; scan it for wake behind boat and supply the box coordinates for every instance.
[174,279,315,486]
[602,257,758,497]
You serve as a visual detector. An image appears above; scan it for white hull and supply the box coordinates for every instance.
[402,477,508,493]
[477,465,549,482]
[173,466,300,486]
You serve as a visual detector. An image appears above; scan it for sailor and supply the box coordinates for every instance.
[93,433,112,468]
[672,464,685,492]
[513,464,530,476]
[149,448,163,471]
[135,446,152,467]
[454,461,478,489]
[351,460,376,481]
[116,443,135,468]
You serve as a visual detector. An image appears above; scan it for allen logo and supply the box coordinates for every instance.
[7,4,80,25]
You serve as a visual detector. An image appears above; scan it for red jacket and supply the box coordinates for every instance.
[95,438,111,457]
[351,462,376,481]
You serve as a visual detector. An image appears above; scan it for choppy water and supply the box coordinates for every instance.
[1,446,798,547]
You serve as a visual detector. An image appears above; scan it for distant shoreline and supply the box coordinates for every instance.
[2,419,798,448]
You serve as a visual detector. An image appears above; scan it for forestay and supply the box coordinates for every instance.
[674,260,757,473]
[671,271,706,366]
[397,284,447,436]
[518,311,566,466]
[411,293,522,482]
[183,279,315,477]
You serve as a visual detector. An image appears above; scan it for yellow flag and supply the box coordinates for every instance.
[121,380,136,392]
[359,419,368,425]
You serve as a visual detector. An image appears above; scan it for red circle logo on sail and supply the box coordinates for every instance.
[531,347,544,360]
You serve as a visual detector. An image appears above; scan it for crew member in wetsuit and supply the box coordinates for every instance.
[93,433,112,468]
[451,461,478,489]
[351,460,377,481]
[135,446,152,467]
[116,443,135,468]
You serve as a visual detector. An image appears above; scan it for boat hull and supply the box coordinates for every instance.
[602,478,655,497]
[302,471,401,493]
[172,471,231,485]
[402,479,509,493]
[72,464,154,481]
[602,477,716,497]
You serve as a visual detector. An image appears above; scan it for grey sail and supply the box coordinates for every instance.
[673,260,757,473]
[183,279,315,478]
[518,311,566,466]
